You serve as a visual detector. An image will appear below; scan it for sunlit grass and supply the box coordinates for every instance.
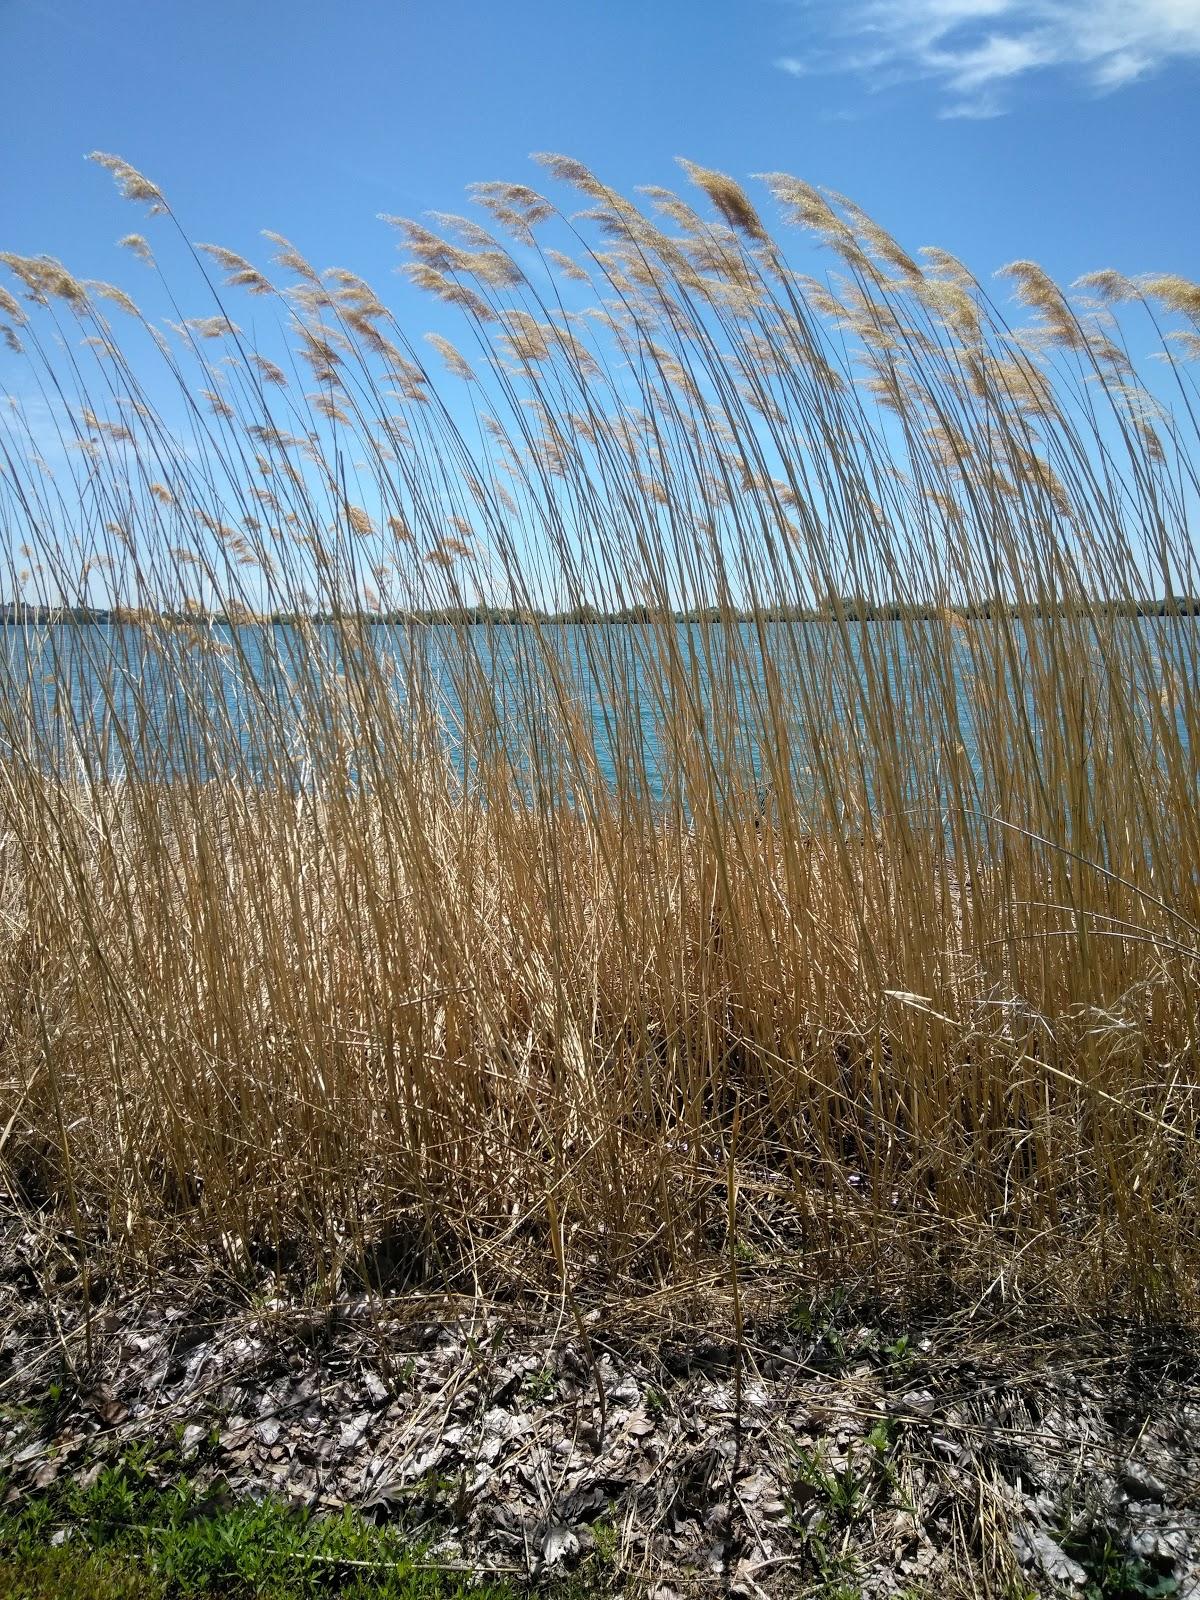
[0,1447,515,1600]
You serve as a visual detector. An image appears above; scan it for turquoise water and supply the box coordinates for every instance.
[0,619,1194,814]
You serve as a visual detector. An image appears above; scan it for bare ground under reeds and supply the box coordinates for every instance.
[4,1216,1199,1598]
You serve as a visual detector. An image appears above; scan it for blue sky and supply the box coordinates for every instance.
[2,0,1198,306]
[2,0,1198,615]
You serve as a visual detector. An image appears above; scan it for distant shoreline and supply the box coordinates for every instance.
[3,599,1200,627]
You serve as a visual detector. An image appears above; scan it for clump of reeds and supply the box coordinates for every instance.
[1,154,1199,1318]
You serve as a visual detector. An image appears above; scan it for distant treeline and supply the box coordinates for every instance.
[4,599,1200,627]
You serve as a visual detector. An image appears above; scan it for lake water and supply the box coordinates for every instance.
[0,618,1195,818]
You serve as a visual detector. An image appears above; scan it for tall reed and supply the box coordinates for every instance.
[1,155,1198,1315]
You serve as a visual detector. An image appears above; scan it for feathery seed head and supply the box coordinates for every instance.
[250,354,288,386]
[81,408,132,442]
[88,151,166,213]
[498,310,552,366]
[999,259,1084,349]
[918,278,982,345]
[118,234,154,265]
[919,247,977,291]
[978,355,1054,416]
[677,160,768,242]
[1167,330,1200,361]
[88,280,140,317]
[403,262,496,321]
[425,332,477,381]
[310,394,351,424]
[466,182,555,243]
[638,185,707,236]
[531,154,608,198]
[1074,269,1136,303]
[1140,274,1200,320]
[186,315,241,340]
[758,173,836,233]
[262,231,320,283]
[428,211,502,251]
[823,190,924,282]
[546,249,589,284]
[198,244,273,295]
[0,253,88,307]
[0,285,28,324]
[201,389,235,420]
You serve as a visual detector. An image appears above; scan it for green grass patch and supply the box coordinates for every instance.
[0,1447,517,1600]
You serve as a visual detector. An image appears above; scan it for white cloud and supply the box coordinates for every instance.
[1091,48,1153,87]
[779,0,1200,112]
[939,91,1005,117]
[929,30,1048,91]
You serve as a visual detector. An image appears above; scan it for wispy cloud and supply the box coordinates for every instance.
[777,0,1200,115]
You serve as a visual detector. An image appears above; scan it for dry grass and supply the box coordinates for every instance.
[1,155,1199,1319]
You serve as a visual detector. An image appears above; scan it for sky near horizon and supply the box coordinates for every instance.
[2,0,1198,303]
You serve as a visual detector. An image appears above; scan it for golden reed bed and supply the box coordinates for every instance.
[1,154,1198,1319]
